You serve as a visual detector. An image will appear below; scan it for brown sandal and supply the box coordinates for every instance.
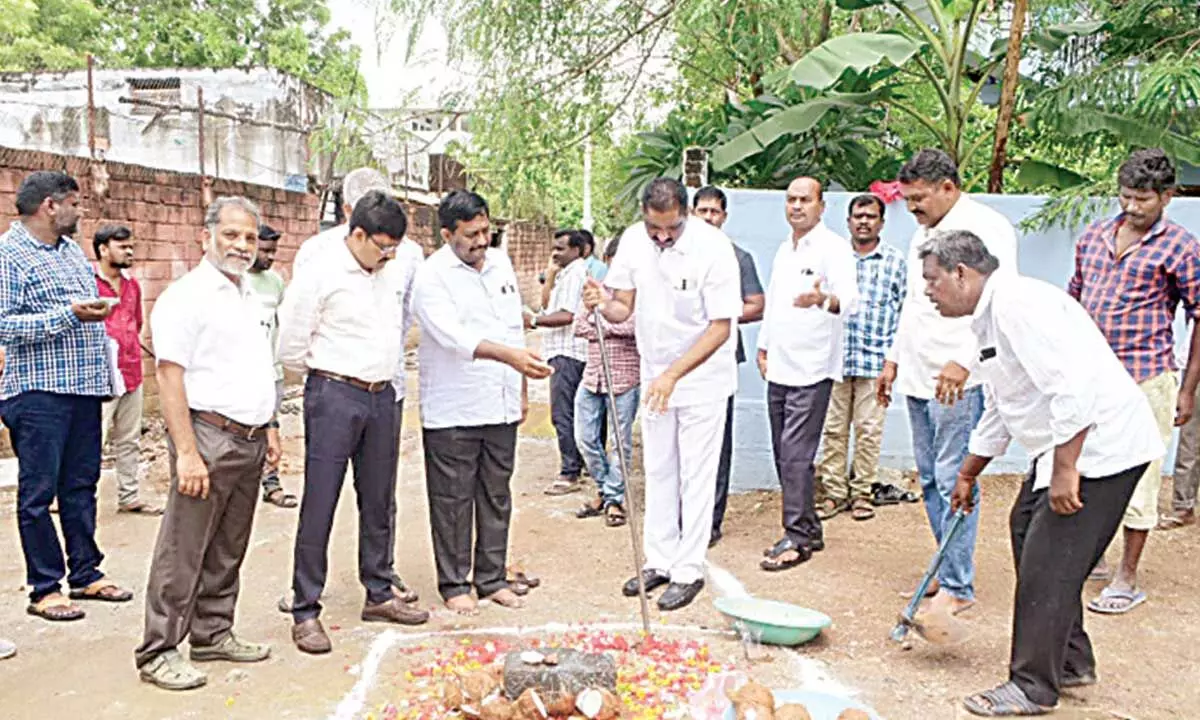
[117,501,164,516]
[27,593,85,621]
[263,488,299,508]
[605,504,627,527]
[816,498,844,520]
[69,579,133,603]
[850,497,876,521]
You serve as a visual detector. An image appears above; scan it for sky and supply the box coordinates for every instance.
[327,0,468,109]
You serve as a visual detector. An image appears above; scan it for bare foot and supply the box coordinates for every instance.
[484,587,526,609]
[444,595,478,616]
[926,588,975,616]
[901,577,940,599]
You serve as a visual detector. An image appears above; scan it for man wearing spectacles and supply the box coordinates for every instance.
[278,191,430,655]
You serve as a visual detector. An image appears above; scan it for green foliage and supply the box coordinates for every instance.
[0,0,106,70]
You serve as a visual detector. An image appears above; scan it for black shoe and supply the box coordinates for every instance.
[709,528,723,548]
[657,580,705,611]
[809,538,825,552]
[622,570,669,597]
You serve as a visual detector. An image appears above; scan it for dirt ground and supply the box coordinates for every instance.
[0,385,1197,720]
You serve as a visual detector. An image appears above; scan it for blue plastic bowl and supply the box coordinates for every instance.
[722,689,881,720]
[714,596,832,646]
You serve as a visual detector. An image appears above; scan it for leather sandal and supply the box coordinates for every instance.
[27,593,85,621]
[69,578,133,603]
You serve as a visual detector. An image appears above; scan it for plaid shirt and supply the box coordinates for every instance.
[843,242,906,378]
[542,258,589,361]
[0,221,113,400]
[573,303,639,395]
[1067,213,1200,383]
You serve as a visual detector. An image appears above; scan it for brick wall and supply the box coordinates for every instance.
[0,146,319,407]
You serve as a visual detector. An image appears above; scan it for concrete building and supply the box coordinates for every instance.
[0,67,330,191]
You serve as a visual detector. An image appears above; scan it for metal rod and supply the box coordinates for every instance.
[197,88,206,177]
[117,96,312,134]
[593,308,652,637]
[86,54,97,160]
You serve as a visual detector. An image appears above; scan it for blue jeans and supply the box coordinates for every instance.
[574,384,639,507]
[906,387,984,601]
[1,392,105,602]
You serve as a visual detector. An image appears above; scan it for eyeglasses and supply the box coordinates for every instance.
[369,237,399,257]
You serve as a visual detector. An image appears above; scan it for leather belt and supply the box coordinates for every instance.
[192,410,269,441]
[311,369,390,393]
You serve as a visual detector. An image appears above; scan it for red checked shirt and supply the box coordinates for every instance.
[1067,213,1200,383]
[96,270,144,392]
[573,303,640,396]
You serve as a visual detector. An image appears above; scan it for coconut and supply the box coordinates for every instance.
[542,689,577,716]
[520,650,546,665]
[575,688,622,720]
[775,704,813,720]
[513,689,550,720]
[461,671,501,703]
[441,680,466,710]
[734,705,775,720]
[479,694,515,720]
[836,710,871,720]
[727,679,776,710]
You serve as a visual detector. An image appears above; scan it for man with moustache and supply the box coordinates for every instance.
[136,197,280,690]
[94,224,160,516]
[280,192,429,654]
[876,148,1017,615]
[584,178,741,610]
[757,177,859,569]
[244,223,295,509]
[413,189,553,615]
[815,195,905,521]
[690,185,765,547]
[1067,149,1200,615]
[0,171,133,623]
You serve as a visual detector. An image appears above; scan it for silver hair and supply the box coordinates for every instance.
[204,196,261,232]
[342,167,391,209]
[918,229,999,274]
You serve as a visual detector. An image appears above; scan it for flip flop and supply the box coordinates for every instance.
[27,594,85,622]
[69,579,133,603]
[850,497,876,521]
[816,498,844,521]
[605,504,627,528]
[544,477,581,496]
[1087,586,1147,615]
[117,501,164,515]
[1157,513,1195,530]
[963,681,1055,716]
[575,501,603,519]
[263,489,299,508]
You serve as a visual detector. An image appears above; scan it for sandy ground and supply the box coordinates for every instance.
[0,385,1197,720]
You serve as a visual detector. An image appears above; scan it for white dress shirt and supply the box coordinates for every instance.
[967,273,1164,489]
[758,223,860,387]
[277,238,416,395]
[150,259,276,426]
[887,195,1018,400]
[542,257,588,362]
[605,218,742,408]
[292,223,348,274]
[411,246,525,429]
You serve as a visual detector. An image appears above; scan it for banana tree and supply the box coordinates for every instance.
[711,0,1107,177]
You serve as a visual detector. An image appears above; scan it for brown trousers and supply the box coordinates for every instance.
[135,415,265,667]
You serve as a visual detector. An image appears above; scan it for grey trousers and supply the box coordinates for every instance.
[102,384,144,507]
[291,375,398,622]
[423,423,518,601]
[1171,382,1200,511]
[136,415,265,667]
[768,379,834,547]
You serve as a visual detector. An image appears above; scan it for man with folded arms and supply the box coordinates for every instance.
[135,196,280,690]
[915,230,1163,717]
[279,191,429,654]
[412,189,552,616]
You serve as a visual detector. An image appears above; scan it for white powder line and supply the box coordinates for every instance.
[328,628,402,720]
[384,620,737,645]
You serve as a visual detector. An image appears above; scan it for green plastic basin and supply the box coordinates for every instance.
[713,596,832,646]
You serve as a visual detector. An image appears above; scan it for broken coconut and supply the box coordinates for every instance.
[513,689,549,720]
[575,688,622,720]
[461,670,502,704]
[734,704,775,720]
[775,704,813,720]
[520,651,546,665]
[836,710,871,720]
[727,679,775,709]
[479,694,516,720]
[441,680,466,710]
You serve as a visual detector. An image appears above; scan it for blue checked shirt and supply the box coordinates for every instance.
[843,241,906,378]
[0,221,113,400]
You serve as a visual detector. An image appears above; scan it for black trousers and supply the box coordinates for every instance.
[423,422,518,600]
[768,380,833,547]
[1008,462,1145,706]
[549,356,585,477]
[712,395,735,535]
[291,375,399,622]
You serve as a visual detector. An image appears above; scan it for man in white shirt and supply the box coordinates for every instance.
[757,177,859,569]
[135,197,281,691]
[292,167,392,272]
[527,229,591,497]
[876,149,1018,615]
[915,230,1162,717]
[583,178,741,611]
[412,190,552,616]
[278,192,429,655]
